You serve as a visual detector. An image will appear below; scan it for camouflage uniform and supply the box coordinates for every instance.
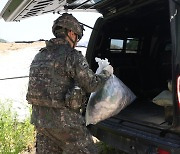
[26,38,110,154]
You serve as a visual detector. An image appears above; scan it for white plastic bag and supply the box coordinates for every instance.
[95,57,110,74]
[85,58,136,126]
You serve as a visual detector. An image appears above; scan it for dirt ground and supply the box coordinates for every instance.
[0,41,46,53]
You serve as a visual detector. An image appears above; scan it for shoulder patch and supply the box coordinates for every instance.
[79,58,89,69]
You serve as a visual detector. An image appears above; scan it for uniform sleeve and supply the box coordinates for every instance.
[66,50,111,93]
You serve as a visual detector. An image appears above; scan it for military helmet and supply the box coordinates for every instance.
[52,13,83,40]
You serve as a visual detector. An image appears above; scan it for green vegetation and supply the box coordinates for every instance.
[97,142,127,154]
[0,38,7,43]
[0,99,35,153]
[0,99,124,154]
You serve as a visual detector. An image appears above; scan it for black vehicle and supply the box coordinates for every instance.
[1,0,180,153]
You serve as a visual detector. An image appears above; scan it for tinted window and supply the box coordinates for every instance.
[110,39,123,51]
[110,38,139,53]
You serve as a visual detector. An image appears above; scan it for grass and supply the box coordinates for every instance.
[0,99,126,154]
[0,99,35,154]
[97,142,127,154]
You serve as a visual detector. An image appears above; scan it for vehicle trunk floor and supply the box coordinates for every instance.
[112,99,168,127]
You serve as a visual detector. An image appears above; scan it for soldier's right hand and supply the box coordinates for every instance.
[103,65,114,75]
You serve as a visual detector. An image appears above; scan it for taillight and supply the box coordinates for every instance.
[177,76,180,108]
[158,148,170,154]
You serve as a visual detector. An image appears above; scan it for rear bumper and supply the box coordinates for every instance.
[88,120,180,154]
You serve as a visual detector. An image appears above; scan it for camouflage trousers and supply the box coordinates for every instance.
[35,127,98,154]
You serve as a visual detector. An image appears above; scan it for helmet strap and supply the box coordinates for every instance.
[66,30,77,48]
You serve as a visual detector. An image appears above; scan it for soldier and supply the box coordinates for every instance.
[26,13,113,154]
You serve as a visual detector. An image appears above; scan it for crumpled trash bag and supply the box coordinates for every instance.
[85,58,136,126]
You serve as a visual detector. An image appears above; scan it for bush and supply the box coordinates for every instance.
[0,99,35,153]
[0,39,7,43]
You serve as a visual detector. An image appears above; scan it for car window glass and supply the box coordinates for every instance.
[110,39,123,52]
[110,38,139,53]
[126,38,138,53]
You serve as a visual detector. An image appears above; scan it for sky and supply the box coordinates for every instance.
[0,0,102,45]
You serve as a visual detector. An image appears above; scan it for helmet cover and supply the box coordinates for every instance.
[52,13,83,40]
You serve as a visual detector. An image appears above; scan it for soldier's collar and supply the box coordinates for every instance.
[46,38,70,47]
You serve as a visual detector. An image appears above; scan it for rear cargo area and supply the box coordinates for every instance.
[115,99,171,128]
[88,0,173,129]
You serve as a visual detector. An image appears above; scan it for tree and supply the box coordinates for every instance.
[0,38,7,43]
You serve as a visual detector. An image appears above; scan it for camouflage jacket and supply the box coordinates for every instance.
[26,38,110,128]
